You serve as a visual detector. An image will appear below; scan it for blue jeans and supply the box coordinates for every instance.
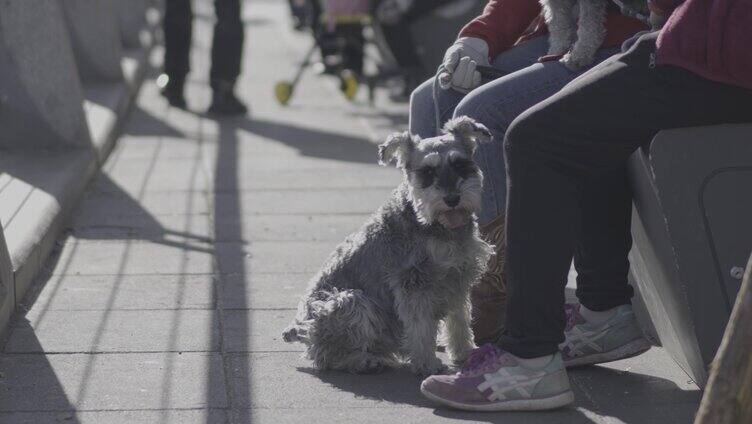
[409,36,619,226]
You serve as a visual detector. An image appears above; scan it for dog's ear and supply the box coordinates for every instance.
[443,116,491,154]
[378,131,415,168]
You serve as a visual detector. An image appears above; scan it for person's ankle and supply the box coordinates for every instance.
[579,304,620,325]
[211,79,236,94]
[510,352,555,369]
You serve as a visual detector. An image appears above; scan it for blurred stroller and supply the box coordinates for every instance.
[275,0,371,106]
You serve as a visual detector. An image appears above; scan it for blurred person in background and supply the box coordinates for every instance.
[161,0,248,115]
[376,0,457,96]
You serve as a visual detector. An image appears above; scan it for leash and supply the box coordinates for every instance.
[611,0,651,24]
[432,64,447,134]
[431,64,507,134]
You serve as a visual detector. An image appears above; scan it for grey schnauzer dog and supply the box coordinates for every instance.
[541,0,609,70]
[282,117,494,375]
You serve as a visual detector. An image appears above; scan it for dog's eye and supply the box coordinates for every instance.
[451,159,475,177]
[416,167,436,186]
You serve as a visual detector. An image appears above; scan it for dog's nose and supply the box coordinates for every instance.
[443,194,460,208]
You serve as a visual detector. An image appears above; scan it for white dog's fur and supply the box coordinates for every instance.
[541,0,609,70]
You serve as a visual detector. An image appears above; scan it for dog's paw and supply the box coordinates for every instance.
[351,356,390,375]
[411,356,448,376]
[560,52,593,71]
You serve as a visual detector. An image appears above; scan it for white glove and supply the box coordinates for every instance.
[438,37,490,93]
[376,0,415,25]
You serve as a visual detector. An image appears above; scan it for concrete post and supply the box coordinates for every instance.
[0,0,91,149]
[61,0,125,83]
[120,0,149,49]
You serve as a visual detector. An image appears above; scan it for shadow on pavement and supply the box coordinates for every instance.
[73,175,215,253]
[568,366,700,423]
[0,319,82,424]
[123,105,187,139]
[296,366,431,407]
[210,117,251,423]
[233,118,379,164]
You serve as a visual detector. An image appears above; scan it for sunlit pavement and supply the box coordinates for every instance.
[0,1,700,423]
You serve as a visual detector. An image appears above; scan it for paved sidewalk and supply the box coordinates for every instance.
[0,1,700,423]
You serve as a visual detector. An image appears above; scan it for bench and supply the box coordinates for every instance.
[628,123,752,386]
[0,0,154,338]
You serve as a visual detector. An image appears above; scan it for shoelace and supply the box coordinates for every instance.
[564,303,581,332]
[460,343,504,375]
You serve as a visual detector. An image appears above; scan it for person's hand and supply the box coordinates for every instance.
[438,37,490,93]
[647,0,668,29]
[376,0,415,25]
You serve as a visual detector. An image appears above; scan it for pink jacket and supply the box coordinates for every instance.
[655,0,752,90]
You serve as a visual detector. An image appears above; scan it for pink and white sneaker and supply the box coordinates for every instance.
[421,344,574,411]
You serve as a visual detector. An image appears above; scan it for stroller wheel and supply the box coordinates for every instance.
[339,70,359,101]
[274,81,293,106]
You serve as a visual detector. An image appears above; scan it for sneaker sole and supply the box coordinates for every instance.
[564,337,651,368]
[421,387,575,412]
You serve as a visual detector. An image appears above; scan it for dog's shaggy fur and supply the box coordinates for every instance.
[541,0,610,70]
[282,117,494,375]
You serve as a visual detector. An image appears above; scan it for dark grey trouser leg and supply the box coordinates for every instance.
[210,0,244,89]
[164,0,193,82]
[574,163,634,312]
[499,33,752,358]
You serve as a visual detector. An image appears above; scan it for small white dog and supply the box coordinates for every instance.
[541,0,653,70]
[541,0,611,70]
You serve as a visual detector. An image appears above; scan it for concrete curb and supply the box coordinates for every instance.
[0,1,157,340]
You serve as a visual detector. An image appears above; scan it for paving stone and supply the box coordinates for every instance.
[52,239,337,276]
[0,409,227,424]
[227,352,431,409]
[223,309,301,353]
[569,348,701,412]
[227,351,695,422]
[111,136,207,161]
[70,212,213,242]
[234,406,601,424]
[93,156,211,196]
[29,274,215,311]
[213,188,392,215]
[219,272,310,310]
[215,214,369,242]
[77,190,210,218]
[5,310,219,353]
[218,166,400,191]
[52,240,216,276]
[0,353,227,411]
[214,241,337,274]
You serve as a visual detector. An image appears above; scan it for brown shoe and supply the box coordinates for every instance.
[471,214,506,345]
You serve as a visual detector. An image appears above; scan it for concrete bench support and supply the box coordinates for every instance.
[61,0,124,83]
[0,0,153,339]
[628,124,752,386]
[0,226,13,340]
[0,0,91,149]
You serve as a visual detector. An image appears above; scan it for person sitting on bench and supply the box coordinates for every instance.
[420,0,752,412]
[409,0,646,345]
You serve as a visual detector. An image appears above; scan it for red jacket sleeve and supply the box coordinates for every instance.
[458,0,542,59]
